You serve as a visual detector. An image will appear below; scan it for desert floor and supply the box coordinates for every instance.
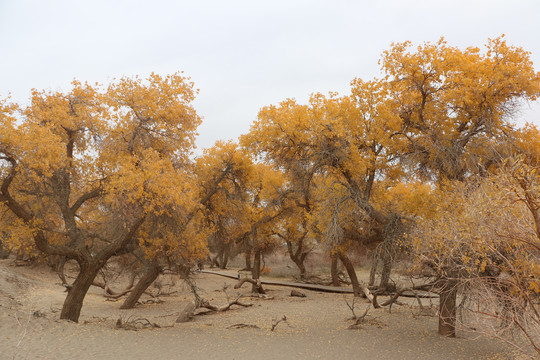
[0,258,515,360]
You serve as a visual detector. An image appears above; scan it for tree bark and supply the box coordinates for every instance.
[338,253,374,302]
[368,253,378,287]
[120,261,161,309]
[57,256,70,285]
[286,240,307,279]
[438,279,458,337]
[0,240,10,259]
[244,251,252,271]
[60,261,102,322]
[219,249,229,270]
[234,277,264,293]
[330,254,340,286]
[251,249,262,293]
[294,257,307,279]
[379,250,393,291]
[211,254,220,268]
[338,253,361,297]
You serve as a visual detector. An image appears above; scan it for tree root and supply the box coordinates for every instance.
[234,277,265,294]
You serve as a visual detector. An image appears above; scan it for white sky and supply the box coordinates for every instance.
[1,0,539,151]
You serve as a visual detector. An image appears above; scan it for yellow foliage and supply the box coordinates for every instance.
[381,36,539,181]
[373,181,437,219]
[413,157,539,299]
[0,73,206,264]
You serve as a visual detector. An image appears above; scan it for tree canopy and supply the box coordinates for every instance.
[1,37,538,351]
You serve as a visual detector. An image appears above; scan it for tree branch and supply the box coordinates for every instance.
[97,216,146,260]
[70,187,103,213]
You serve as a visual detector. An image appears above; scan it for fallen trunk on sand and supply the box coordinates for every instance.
[176,297,253,323]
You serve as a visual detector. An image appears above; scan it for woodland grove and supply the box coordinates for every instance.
[0,36,539,355]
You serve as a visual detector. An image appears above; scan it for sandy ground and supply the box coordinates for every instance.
[0,259,515,360]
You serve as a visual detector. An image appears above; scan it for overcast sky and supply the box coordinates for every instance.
[1,0,539,151]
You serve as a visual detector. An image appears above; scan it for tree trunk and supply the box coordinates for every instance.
[338,253,361,297]
[211,254,220,268]
[251,249,261,293]
[219,249,229,270]
[57,256,69,285]
[378,215,402,290]
[60,261,102,322]
[287,240,307,279]
[0,240,10,259]
[368,253,378,287]
[47,254,61,269]
[330,254,340,286]
[244,251,252,271]
[338,253,374,302]
[379,250,393,290]
[438,279,458,337]
[120,262,161,309]
[294,257,307,279]
[0,248,8,259]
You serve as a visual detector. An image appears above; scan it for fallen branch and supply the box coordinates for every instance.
[176,282,254,323]
[358,281,374,303]
[199,297,253,312]
[103,285,133,299]
[271,315,290,331]
[373,287,438,311]
[227,323,260,329]
[201,270,354,294]
[176,297,253,323]
[176,301,198,323]
[290,290,306,298]
[348,304,371,329]
[116,316,162,330]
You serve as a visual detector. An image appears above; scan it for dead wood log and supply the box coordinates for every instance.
[372,287,434,312]
[103,286,133,299]
[116,317,161,330]
[358,282,374,304]
[175,297,253,323]
[373,288,406,309]
[199,297,253,312]
[227,323,260,329]
[200,270,364,295]
[290,290,306,298]
[176,301,198,323]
